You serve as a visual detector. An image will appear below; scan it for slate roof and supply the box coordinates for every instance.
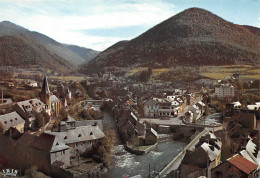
[49,125,105,144]
[17,132,69,153]
[228,154,258,174]
[16,98,46,113]
[145,98,159,106]
[75,120,103,131]
[201,142,221,161]
[62,115,76,123]
[50,95,60,103]
[52,160,65,168]
[130,112,139,122]
[41,76,51,94]
[240,139,260,166]
[0,111,25,130]
[150,128,158,137]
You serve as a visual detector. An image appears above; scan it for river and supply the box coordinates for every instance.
[104,141,186,178]
[103,112,186,178]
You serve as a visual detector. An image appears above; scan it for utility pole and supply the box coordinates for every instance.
[154,165,156,176]
[1,88,3,104]
[149,164,150,178]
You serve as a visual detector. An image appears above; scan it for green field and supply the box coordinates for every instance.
[49,76,85,81]
[200,65,260,80]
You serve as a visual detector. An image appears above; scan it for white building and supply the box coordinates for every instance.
[27,81,38,87]
[215,84,235,98]
[144,98,181,118]
[144,98,159,117]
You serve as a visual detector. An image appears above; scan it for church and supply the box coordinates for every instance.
[39,77,62,117]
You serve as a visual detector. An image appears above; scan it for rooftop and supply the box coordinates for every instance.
[228,154,258,175]
[0,111,25,130]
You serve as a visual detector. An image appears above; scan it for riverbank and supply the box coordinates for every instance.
[104,141,186,178]
[125,143,158,155]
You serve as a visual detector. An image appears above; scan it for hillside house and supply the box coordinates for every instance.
[57,83,72,102]
[215,83,235,98]
[27,80,38,87]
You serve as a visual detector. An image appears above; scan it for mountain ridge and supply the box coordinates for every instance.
[0,21,99,66]
[84,7,260,73]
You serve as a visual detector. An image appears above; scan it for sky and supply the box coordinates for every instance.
[0,0,259,51]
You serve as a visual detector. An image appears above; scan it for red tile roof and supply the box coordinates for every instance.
[228,154,258,174]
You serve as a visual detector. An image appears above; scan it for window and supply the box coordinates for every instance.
[63,150,65,154]
[90,132,93,135]
[78,134,81,137]
[15,118,17,121]
[10,119,13,122]
[56,142,59,145]
[4,121,7,124]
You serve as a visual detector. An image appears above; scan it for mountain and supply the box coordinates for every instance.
[0,35,74,73]
[0,21,95,65]
[64,44,100,63]
[83,8,260,73]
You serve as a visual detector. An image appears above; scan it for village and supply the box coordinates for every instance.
[0,68,259,178]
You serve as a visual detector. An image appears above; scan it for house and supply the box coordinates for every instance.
[215,84,235,98]
[185,105,201,123]
[57,83,72,100]
[247,102,260,110]
[0,131,70,176]
[117,108,146,141]
[224,112,256,130]
[144,128,158,145]
[0,111,25,133]
[211,154,259,178]
[144,98,159,117]
[12,98,49,129]
[180,132,222,178]
[53,115,104,132]
[144,97,181,118]
[27,81,38,87]
[49,125,105,156]
[240,139,260,167]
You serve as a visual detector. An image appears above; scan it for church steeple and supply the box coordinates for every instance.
[40,76,51,109]
[41,76,51,94]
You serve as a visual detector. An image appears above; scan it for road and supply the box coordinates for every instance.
[157,129,210,177]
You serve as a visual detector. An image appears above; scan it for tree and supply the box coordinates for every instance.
[93,127,115,167]
[148,67,153,76]
[33,109,51,128]
[81,108,102,120]
[251,80,260,89]
[0,122,4,133]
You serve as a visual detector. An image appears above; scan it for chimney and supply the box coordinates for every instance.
[93,122,97,126]
[9,128,12,138]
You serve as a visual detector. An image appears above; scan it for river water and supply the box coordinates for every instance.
[198,112,222,125]
[103,112,186,178]
[104,141,185,178]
